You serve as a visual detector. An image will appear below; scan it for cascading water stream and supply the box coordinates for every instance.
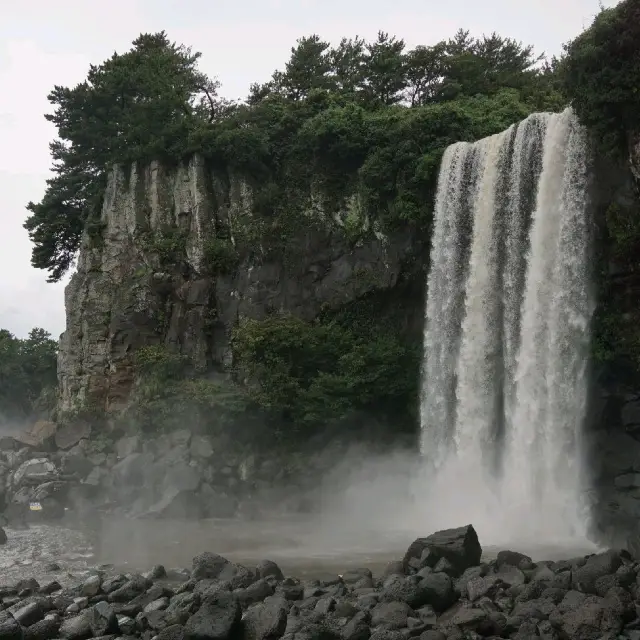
[419,107,593,546]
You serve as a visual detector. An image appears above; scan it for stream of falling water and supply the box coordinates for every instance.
[418,107,594,547]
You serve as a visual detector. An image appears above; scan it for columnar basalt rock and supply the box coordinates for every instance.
[57,157,417,415]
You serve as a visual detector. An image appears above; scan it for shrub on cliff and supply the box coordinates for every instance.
[231,301,420,434]
[126,345,260,441]
[0,328,58,423]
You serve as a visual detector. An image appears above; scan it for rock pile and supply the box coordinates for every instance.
[0,524,639,640]
[0,426,319,526]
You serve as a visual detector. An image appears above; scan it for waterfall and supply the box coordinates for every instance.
[419,107,593,545]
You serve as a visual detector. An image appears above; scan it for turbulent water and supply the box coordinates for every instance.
[419,107,594,547]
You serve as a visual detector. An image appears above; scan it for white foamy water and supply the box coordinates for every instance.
[418,107,595,549]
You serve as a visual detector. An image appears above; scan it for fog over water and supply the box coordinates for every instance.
[0,445,599,585]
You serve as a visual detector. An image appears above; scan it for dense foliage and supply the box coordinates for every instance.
[232,293,420,434]
[26,29,562,282]
[0,329,58,423]
[561,0,640,378]
[125,288,420,442]
[560,0,640,157]
[125,345,262,444]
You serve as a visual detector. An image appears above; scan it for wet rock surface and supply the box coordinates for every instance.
[0,523,638,640]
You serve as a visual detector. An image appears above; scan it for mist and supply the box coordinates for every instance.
[81,436,599,579]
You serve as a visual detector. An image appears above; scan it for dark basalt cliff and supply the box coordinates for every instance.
[57,157,423,415]
[585,136,640,545]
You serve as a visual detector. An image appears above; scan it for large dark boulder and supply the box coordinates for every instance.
[402,525,482,576]
[192,552,231,581]
[184,592,241,640]
[241,595,288,640]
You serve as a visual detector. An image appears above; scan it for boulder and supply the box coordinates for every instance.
[112,453,154,487]
[184,592,241,640]
[402,525,482,576]
[12,458,57,487]
[116,435,141,459]
[14,420,57,449]
[192,552,230,580]
[54,422,91,451]
[190,436,214,459]
[242,595,287,640]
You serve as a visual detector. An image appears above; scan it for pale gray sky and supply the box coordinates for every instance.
[0,0,617,338]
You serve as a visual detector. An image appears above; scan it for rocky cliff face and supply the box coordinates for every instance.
[57,156,419,414]
[588,139,640,545]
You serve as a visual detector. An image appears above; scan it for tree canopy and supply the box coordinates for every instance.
[25,28,561,282]
[560,0,640,157]
[0,328,58,423]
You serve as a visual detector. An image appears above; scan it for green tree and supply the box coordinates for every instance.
[362,31,407,106]
[329,36,367,97]
[0,328,58,421]
[24,31,219,282]
[231,310,418,432]
[404,43,446,106]
[435,29,543,102]
[561,0,640,156]
[276,35,334,100]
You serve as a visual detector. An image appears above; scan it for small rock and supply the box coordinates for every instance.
[81,574,101,597]
[24,617,60,640]
[242,595,288,640]
[145,565,167,580]
[255,560,284,582]
[13,601,45,626]
[371,601,412,629]
[116,615,136,635]
[157,625,186,640]
[192,552,230,581]
[0,615,23,640]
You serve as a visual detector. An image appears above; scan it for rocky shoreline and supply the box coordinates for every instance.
[0,524,638,640]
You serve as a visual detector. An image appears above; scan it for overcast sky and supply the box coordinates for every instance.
[0,0,619,339]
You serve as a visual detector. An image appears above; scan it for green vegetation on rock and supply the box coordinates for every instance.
[26,28,561,283]
[125,344,258,443]
[232,293,420,434]
[0,328,58,423]
[560,0,640,158]
[561,0,640,378]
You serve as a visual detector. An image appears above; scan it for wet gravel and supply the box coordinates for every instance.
[0,523,95,586]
